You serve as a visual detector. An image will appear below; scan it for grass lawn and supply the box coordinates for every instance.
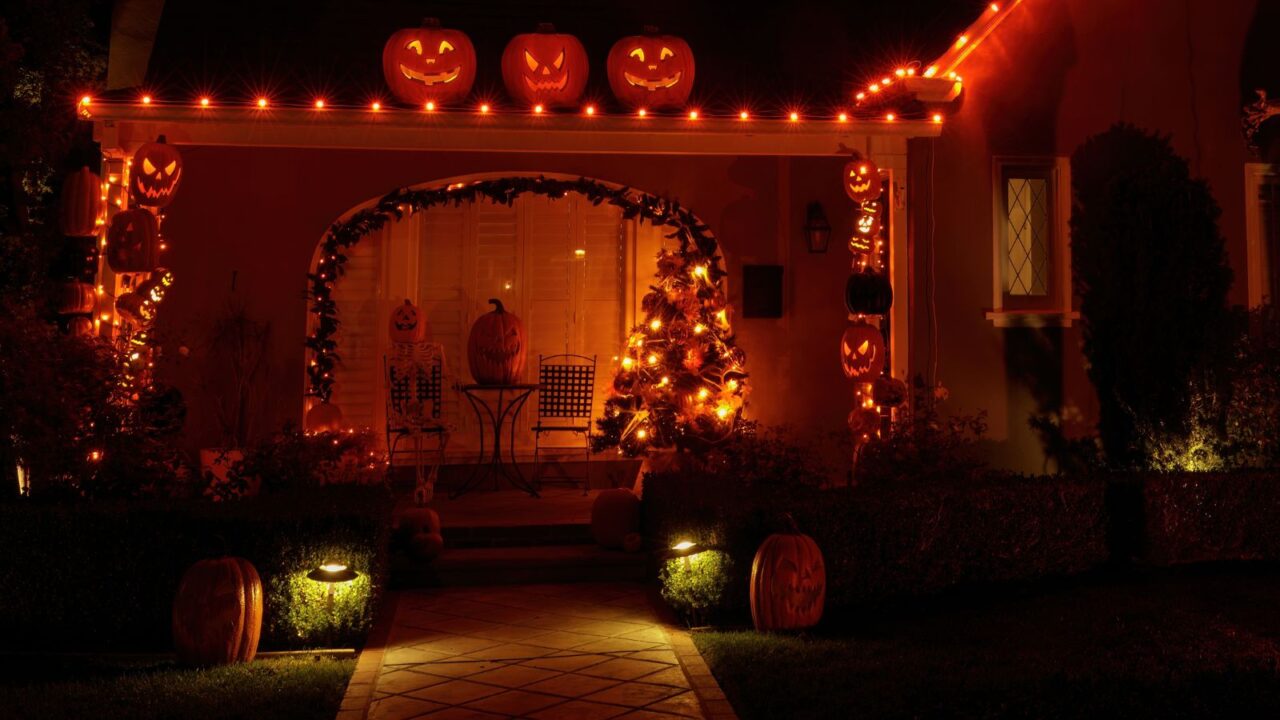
[0,655,355,720]
[695,566,1280,719]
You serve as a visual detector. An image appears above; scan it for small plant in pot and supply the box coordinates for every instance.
[199,297,270,499]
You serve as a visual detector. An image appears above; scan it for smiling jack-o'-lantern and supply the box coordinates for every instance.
[388,299,426,344]
[107,208,160,273]
[840,322,885,381]
[850,201,882,254]
[467,299,527,384]
[382,18,476,106]
[844,154,881,204]
[130,137,182,207]
[750,515,826,632]
[607,27,695,111]
[501,24,589,108]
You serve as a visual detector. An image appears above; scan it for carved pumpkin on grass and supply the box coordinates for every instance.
[501,24,589,108]
[844,154,881,204]
[607,27,695,110]
[59,166,103,238]
[172,556,263,666]
[750,515,826,632]
[382,18,476,106]
[840,322,885,381]
[130,137,182,207]
[467,299,527,384]
[389,299,426,344]
[107,208,160,273]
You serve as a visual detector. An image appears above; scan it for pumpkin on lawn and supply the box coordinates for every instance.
[591,487,640,549]
[382,18,476,106]
[467,299,527,385]
[501,24,589,108]
[59,166,103,238]
[750,515,826,632]
[388,299,426,344]
[130,137,183,208]
[840,322,885,381]
[172,556,263,666]
[606,27,695,111]
[107,208,160,273]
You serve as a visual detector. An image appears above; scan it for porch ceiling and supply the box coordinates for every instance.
[86,103,940,156]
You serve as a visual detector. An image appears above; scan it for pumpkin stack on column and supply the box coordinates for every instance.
[54,166,105,336]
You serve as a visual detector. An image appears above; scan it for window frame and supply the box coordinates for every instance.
[986,156,1077,327]
[1245,162,1278,309]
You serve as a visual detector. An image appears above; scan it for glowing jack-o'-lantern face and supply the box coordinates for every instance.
[850,201,883,254]
[749,521,826,632]
[467,299,528,384]
[130,137,182,208]
[844,155,881,203]
[607,28,695,110]
[388,299,425,344]
[840,323,885,381]
[382,19,476,106]
[501,24,589,108]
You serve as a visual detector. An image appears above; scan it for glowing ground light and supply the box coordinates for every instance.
[672,541,695,551]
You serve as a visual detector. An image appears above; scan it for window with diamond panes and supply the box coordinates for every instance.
[1004,172,1051,297]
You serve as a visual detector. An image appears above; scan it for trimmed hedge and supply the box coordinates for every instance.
[1139,470,1280,566]
[643,471,1109,619]
[0,486,392,652]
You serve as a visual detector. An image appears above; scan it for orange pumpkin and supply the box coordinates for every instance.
[388,299,425,344]
[68,316,94,338]
[172,556,263,666]
[304,402,343,433]
[844,154,881,203]
[840,322,885,381]
[501,23,589,108]
[467,299,526,384]
[591,488,641,549]
[607,27,695,110]
[54,281,96,315]
[382,18,476,106]
[59,166,102,238]
[107,208,160,273]
[750,517,826,632]
[130,137,183,207]
[849,201,882,254]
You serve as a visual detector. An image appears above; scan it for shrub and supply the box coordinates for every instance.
[232,425,385,493]
[659,551,734,627]
[1139,470,1280,565]
[855,377,988,486]
[0,486,392,651]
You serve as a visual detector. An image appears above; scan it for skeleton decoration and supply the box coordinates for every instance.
[387,305,450,505]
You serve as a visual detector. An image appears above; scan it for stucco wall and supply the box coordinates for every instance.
[910,0,1259,471]
[154,148,887,452]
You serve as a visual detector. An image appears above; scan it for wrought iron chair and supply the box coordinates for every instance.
[533,353,596,494]
[384,344,449,504]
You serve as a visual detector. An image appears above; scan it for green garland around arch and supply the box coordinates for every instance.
[306,176,748,455]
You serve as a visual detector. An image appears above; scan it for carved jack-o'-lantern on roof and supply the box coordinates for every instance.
[844,154,881,204]
[607,27,695,111]
[130,137,182,208]
[382,18,476,106]
[501,24,589,108]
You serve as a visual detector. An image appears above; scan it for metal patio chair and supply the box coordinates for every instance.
[532,353,596,494]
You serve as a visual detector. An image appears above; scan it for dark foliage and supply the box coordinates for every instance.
[1070,124,1233,469]
[232,425,385,493]
[0,486,392,651]
[1138,469,1280,566]
[855,376,988,486]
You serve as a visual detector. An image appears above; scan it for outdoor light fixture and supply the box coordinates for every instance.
[308,561,358,583]
[805,202,833,253]
[668,540,705,570]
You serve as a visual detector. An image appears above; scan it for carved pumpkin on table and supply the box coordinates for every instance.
[382,18,476,106]
[172,556,263,666]
[844,154,881,204]
[389,299,426,344]
[130,137,183,208]
[107,208,160,273]
[501,24,589,108]
[750,515,826,632]
[840,322,885,381]
[467,299,527,385]
[59,166,103,238]
[607,27,695,110]
[844,270,893,316]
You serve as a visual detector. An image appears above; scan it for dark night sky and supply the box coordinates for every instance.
[136,0,985,113]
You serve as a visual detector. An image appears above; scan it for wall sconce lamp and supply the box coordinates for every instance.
[805,202,832,253]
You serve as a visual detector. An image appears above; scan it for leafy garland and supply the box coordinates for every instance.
[306,175,748,454]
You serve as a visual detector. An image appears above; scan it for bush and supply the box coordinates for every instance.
[659,551,734,627]
[232,426,385,493]
[0,486,392,651]
[1139,470,1280,566]
[643,468,1109,621]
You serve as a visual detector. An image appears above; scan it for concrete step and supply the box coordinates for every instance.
[444,523,594,549]
[390,544,649,589]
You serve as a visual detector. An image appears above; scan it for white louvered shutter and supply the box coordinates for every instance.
[330,227,385,432]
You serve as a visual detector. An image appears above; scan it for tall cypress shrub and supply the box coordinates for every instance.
[1070,124,1232,468]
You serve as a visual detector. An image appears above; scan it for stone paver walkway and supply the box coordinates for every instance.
[339,583,735,720]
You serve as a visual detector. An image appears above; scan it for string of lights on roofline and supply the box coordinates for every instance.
[77,93,940,126]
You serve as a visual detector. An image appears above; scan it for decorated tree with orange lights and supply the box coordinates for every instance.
[593,243,748,456]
